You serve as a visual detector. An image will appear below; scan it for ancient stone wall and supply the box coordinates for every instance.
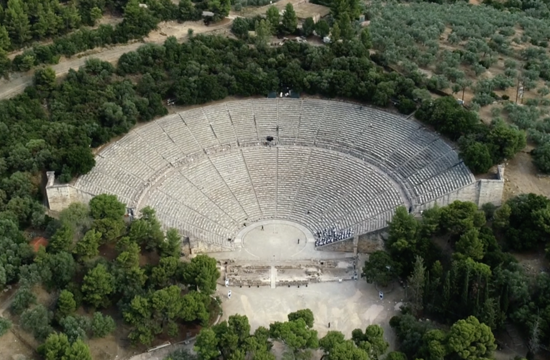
[477,165,505,207]
[45,172,94,212]
[416,165,504,211]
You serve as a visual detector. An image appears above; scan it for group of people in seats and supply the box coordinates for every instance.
[314,227,353,247]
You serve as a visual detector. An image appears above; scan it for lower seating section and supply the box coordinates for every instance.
[74,99,476,248]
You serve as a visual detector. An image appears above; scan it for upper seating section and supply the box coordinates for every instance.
[74,99,475,247]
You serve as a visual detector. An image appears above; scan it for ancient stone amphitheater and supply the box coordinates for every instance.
[46,99,504,252]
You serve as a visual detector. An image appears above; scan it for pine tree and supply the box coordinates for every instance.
[56,290,77,319]
[462,266,470,310]
[331,22,341,42]
[441,273,451,317]
[360,27,372,49]
[266,6,280,35]
[33,4,49,39]
[254,19,271,49]
[408,256,425,316]
[281,3,297,35]
[0,26,11,51]
[337,12,354,40]
[4,0,31,46]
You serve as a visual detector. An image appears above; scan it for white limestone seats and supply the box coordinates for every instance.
[73,98,475,248]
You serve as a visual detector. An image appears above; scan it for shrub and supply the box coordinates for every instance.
[0,318,12,337]
[9,287,37,315]
[91,312,116,338]
[532,143,550,173]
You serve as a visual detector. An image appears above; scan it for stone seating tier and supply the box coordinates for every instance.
[74,99,475,248]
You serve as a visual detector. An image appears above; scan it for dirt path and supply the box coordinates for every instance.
[0,19,233,101]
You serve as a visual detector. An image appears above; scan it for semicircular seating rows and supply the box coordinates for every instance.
[74,99,475,248]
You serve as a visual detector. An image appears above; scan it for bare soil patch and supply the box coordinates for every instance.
[502,151,550,201]
[241,0,330,19]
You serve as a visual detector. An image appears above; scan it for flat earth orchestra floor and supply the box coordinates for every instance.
[209,220,403,347]
[217,280,402,347]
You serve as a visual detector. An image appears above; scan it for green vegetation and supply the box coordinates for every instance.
[1,194,221,358]
[0,0,233,75]
[367,197,550,357]
[368,0,550,171]
[193,311,391,360]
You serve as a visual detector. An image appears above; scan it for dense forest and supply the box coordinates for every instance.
[0,0,230,75]
[1,193,221,358]
[365,196,550,360]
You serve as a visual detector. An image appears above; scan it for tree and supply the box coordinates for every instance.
[74,228,102,260]
[315,19,330,38]
[500,193,550,250]
[288,309,314,328]
[194,328,219,360]
[91,311,116,338]
[486,120,526,164]
[440,201,485,235]
[38,332,71,360]
[446,316,496,360]
[0,49,10,78]
[10,286,37,315]
[362,250,398,287]
[160,228,181,258]
[60,315,91,343]
[81,263,115,308]
[331,0,360,20]
[266,6,280,35]
[119,0,158,38]
[129,206,164,250]
[455,228,484,260]
[210,314,252,358]
[0,26,11,51]
[303,17,315,37]
[337,13,354,40]
[92,217,126,243]
[89,194,126,220]
[64,339,93,360]
[150,256,180,288]
[533,142,550,173]
[65,147,96,176]
[20,304,54,341]
[209,0,231,20]
[390,314,432,359]
[270,318,319,356]
[360,27,372,49]
[165,349,198,360]
[351,325,389,360]
[231,17,249,39]
[36,250,76,290]
[459,140,493,174]
[0,318,12,337]
[182,254,220,295]
[56,290,77,319]
[4,0,31,46]
[281,3,297,35]
[39,333,92,360]
[49,223,75,253]
[320,331,345,353]
[254,19,271,49]
[59,203,92,233]
[34,67,56,94]
[408,256,426,316]
[386,352,407,360]
[331,22,341,43]
[320,330,371,359]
